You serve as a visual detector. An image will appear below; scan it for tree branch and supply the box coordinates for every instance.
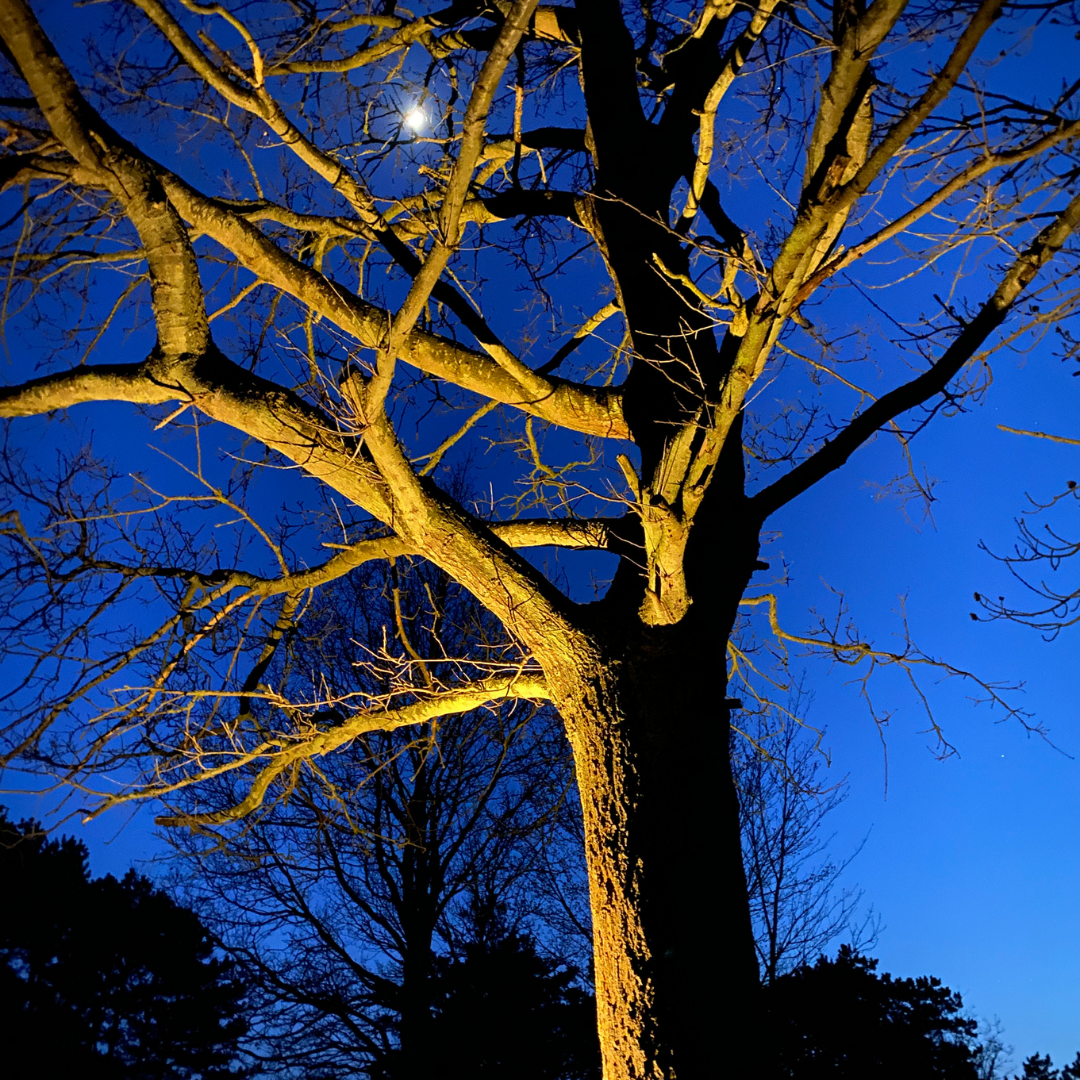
[752,186,1080,520]
[0,0,209,362]
[155,169,628,439]
[139,673,551,827]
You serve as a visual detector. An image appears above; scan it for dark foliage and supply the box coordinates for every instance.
[1013,1052,1080,1080]
[0,807,249,1079]
[369,895,600,1080]
[764,946,979,1078]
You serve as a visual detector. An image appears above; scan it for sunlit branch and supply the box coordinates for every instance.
[0,361,176,415]
[829,0,1007,215]
[0,0,210,363]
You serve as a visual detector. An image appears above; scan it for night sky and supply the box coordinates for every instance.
[771,342,1080,1067]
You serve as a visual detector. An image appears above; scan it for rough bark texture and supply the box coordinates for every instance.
[558,630,759,1075]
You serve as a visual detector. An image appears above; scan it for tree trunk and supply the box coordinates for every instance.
[396,763,438,1080]
[556,607,761,1078]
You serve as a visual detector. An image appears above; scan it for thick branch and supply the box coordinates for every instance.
[574,0,649,174]
[0,347,395,520]
[155,170,627,439]
[0,361,175,415]
[679,0,784,222]
[752,187,1080,519]
[147,673,551,826]
[0,0,209,361]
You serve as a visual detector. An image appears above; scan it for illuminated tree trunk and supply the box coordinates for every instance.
[553,550,762,1077]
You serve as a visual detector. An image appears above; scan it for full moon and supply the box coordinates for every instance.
[404,108,425,132]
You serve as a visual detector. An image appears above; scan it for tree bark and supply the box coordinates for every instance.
[554,575,761,1077]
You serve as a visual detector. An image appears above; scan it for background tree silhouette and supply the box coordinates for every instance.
[763,946,979,1078]
[168,554,593,1079]
[735,690,879,982]
[371,891,599,1080]
[0,806,250,1080]
[1009,1052,1080,1080]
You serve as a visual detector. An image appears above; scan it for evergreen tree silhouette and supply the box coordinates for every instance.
[1013,1051,1080,1080]
[0,807,249,1079]
[764,946,979,1078]
[1018,1054,1058,1080]
[370,893,600,1079]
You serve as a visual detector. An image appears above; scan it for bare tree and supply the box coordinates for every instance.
[168,557,586,1079]
[0,0,1077,1073]
[735,693,879,983]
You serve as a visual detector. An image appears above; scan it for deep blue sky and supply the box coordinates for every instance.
[769,337,1080,1065]
[4,2,1080,1072]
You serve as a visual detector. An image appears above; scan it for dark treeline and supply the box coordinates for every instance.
[0,807,249,1079]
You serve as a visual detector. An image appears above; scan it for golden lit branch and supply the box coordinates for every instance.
[791,116,1080,309]
[0,362,177,416]
[133,673,551,826]
[155,171,628,440]
[753,185,1080,519]
[682,0,783,223]
[265,7,470,75]
[0,0,210,364]
[362,0,542,419]
[77,518,618,606]
[0,8,626,439]
[998,426,1080,448]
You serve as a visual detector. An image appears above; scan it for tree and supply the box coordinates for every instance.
[1010,1052,1080,1080]
[169,557,591,1079]
[0,0,1077,1074]
[0,806,249,1079]
[374,892,599,1080]
[763,946,979,1078]
[735,695,879,982]
[971,1019,1014,1080]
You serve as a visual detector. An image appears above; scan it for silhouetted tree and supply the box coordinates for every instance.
[168,558,589,1079]
[971,1018,1014,1080]
[370,892,599,1080]
[1011,1052,1080,1080]
[735,693,878,982]
[763,946,978,1078]
[1018,1055,1058,1080]
[0,807,250,1080]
